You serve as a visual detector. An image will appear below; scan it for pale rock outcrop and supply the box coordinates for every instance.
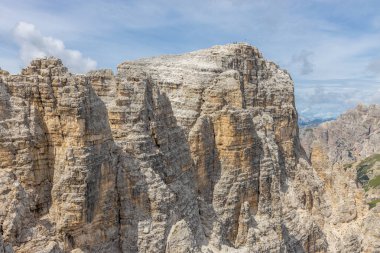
[301,104,380,165]
[300,105,380,253]
[0,43,331,252]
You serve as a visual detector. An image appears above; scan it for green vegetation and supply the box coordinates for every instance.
[368,199,380,209]
[356,154,380,188]
[343,163,353,170]
[368,175,380,188]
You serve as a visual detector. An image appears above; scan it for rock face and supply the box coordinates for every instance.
[0,43,335,252]
[301,104,380,166]
[300,105,380,253]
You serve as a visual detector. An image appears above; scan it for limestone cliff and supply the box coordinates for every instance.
[301,104,380,166]
[300,105,380,252]
[1,43,329,252]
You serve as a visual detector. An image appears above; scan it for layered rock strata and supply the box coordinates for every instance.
[300,105,380,252]
[1,44,329,252]
[301,104,380,166]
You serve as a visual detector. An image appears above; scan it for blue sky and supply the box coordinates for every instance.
[1,0,380,119]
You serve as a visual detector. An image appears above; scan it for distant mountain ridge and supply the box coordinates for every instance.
[298,116,335,128]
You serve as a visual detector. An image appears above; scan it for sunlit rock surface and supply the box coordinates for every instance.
[300,104,380,253]
[0,43,356,252]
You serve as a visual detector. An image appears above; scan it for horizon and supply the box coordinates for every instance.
[1,0,380,119]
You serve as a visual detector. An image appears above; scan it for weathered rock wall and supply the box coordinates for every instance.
[300,105,380,253]
[301,104,380,166]
[0,44,327,252]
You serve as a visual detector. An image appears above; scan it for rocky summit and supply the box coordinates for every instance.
[0,43,376,253]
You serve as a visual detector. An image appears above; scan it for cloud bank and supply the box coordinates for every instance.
[295,80,380,119]
[13,22,96,73]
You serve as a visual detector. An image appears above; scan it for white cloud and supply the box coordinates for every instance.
[295,80,380,119]
[13,22,96,73]
[291,50,314,75]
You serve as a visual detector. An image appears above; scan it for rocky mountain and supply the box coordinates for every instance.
[300,104,380,252]
[300,104,380,166]
[0,43,375,252]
